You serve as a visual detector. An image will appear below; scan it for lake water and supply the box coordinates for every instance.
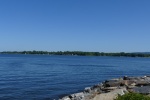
[0,54,150,100]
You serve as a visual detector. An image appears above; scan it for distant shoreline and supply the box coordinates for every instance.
[0,51,150,57]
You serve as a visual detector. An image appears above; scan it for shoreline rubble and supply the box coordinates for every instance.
[59,75,150,100]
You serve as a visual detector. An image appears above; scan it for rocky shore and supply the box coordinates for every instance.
[59,75,150,100]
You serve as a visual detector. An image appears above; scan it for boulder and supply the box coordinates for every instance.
[104,81,122,87]
[132,86,150,94]
[90,88,128,100]
[122,80,136,86]
[101,87,118,91]
[84,87,92,93]
[135,81,149,86]
[60,96,71,100]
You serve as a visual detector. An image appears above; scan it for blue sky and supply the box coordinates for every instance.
[0,0,150,52]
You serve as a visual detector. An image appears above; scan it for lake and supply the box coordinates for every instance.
[0,54,150,100]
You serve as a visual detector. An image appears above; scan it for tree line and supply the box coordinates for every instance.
[0,51,150,57]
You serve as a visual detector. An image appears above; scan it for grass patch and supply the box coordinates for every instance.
[115,92,150,100]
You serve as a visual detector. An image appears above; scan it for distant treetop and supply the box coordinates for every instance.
[0,51,150,57]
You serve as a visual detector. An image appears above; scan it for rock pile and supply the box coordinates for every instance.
[59,75,150,100]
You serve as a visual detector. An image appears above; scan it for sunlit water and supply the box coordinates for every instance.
[0,54,150,100]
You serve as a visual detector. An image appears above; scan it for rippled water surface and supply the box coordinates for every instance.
[0,54,150,100]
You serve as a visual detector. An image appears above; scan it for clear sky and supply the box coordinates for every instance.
[0,0,150,52]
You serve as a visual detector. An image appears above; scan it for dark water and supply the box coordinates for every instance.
[0,54,150,100]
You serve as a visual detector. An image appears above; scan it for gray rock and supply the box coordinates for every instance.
[133,86,150,94]
[101,87,118,91]
[123,80,136,86]
[91,88,128,100]
[123,76,129,80]
[73,92,84,97]
[145,77,150,83]
[60,75,150,100]
[60,96,71,100]
[124,76,141,81]
[104,81,123,87]
[135,81,149,86]
[84,87,92,93]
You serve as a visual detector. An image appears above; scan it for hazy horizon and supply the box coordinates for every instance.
[0,49,150,53]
